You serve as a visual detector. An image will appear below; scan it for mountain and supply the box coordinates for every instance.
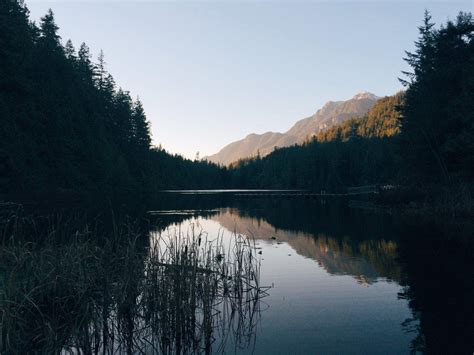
[211,210,400,284]
[205,92,380,165]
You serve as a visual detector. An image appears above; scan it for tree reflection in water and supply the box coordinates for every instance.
[209,202,474,354]
[2,196,473,354]
[0,214,269,354]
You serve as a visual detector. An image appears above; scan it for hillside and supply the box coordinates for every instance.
[0,3,226,198]
[206,92,379,165]
[228,93,403,191]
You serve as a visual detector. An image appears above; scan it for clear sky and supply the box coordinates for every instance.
[26,0,471,158]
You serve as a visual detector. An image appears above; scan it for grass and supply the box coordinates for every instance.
[0,210,269,354]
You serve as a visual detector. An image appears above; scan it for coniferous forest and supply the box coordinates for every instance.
[0,2,473,354]
[1,1,473,213]
[0,2,227,202]
[229,12,473,213]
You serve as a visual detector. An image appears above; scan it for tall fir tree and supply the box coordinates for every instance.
[38,9,62,53]
[132,98,152,151]
[399,11,474,184]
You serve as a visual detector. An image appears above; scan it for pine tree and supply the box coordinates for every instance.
[38,9,62,53]
[400,11,474,184]
[132,98,152,150]
[96,50,107,90]
[400,10,436,86]
[0,0,35,189]
[77,42,95,83]
[64,39,76,60]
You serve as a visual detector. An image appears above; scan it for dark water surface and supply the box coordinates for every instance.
[150,191,474,354]
[1,191,473,354]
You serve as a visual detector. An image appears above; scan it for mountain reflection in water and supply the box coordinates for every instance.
[212,209,401,285]
[151,195,473,354]
[1,195,472,354]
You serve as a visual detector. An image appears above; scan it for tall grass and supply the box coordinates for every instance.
[146,224,267,354]
[0,211,269,354]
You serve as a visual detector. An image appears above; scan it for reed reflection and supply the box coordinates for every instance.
[0,213,268,354]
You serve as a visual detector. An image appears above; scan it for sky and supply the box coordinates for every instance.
[26,0,471,158]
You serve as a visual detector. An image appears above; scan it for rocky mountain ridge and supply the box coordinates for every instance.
[205,91,380,165]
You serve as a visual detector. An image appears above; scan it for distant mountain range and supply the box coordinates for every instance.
[205,92,380,165]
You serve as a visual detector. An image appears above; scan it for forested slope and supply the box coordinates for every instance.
[228,11,473,214]
[228,93,404,191]
[0,1,225,200]
[1,2,472,214]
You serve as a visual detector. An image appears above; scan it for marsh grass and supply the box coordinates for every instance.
[0,211,268,354]
[146,224,267,354]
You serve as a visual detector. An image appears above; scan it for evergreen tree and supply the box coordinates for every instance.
[3,1,470,204]
[132,98,152,151]
[96,50,107,90]
[64,39,76,60]
[38,9,62,53]
[400,11,474,184]
[0,0,227,198]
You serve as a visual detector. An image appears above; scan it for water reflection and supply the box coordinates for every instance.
[150,195,473,354]
[165,206,411,354]
[213,208,401,285]
[396,221,474,354]
[0,213,268,354]
[1,195,473,354]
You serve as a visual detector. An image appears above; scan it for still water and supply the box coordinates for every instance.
[1,191,472,354]
[149,191,473,354]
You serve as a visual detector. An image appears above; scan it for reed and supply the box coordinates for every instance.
[0,212,269,354]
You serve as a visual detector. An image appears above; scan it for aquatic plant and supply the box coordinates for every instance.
[0,213,269,354]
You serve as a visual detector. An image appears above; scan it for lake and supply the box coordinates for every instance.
[149,190,473,354]
[1,191,472,354]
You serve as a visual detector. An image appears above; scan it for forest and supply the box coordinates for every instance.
[226,11,473,213]
[0,1,227,203]
[1,1,473,212]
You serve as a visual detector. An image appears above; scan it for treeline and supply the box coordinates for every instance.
[316,93,403,142]
[399,11,473,185]
[228,93,403,191]
[228,12,473,209]
[1,2,472,209]
[0,1,226,201]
